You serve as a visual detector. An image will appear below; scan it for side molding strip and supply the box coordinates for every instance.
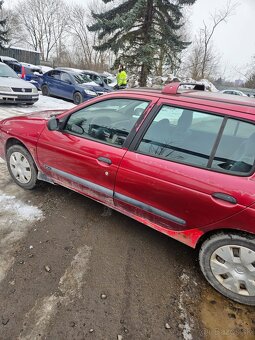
[114,192,186,226]
[46,165,113,197]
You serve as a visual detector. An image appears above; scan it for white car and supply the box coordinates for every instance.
[221,89,247,97]
[0,62,39,105]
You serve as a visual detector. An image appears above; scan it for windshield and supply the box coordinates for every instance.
[0,63,19,78]
[73,73,92,84]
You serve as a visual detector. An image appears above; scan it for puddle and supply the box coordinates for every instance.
[200,289,255,340]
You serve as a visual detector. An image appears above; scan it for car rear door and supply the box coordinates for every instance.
[36,95,157,206]
[114,99,255,231]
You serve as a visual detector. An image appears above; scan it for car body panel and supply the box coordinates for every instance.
[1,86,255,249]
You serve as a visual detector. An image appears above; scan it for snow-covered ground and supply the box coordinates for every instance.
[0,94,75,121]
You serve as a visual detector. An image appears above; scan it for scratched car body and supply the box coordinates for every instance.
[1,83,255,305]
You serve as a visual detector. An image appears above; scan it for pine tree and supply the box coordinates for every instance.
[88,0,196,86]
[0,0,8,48]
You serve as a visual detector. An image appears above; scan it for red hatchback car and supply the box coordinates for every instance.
[1,83,255,305]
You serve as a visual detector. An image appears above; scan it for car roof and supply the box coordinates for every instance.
[83,70,100,76]
[120,83,255,115]
[0,55,18,62]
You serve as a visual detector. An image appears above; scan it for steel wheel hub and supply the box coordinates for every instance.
[210,245,255,296]
[10,152,32,184]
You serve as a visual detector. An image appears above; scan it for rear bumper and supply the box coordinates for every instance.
[0,93,39,104]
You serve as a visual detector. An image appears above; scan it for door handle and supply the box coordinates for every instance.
[97,156,112,165]
[211,192,237,204]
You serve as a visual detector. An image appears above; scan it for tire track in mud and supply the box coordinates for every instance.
[18,245,92,340]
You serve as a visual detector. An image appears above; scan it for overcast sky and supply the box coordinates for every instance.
[4,0,254,80]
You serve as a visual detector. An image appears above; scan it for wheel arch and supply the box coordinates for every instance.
[195,228,255,251]
[5,138,29,155]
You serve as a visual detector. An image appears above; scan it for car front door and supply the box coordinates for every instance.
[36,95,156,205]
[114,100,255,232]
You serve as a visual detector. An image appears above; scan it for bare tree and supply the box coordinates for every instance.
[186,1,237,80]
[16,0,68,61]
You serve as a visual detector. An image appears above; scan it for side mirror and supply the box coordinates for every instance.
[47,116,59,131]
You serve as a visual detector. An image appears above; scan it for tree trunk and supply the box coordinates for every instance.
[139,0,153,87]
[140,63,149,87]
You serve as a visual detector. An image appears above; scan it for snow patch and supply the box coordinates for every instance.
[178,272,194,340]
[0,193,42,222]
[0,93,75,121]
[0,190,43,283]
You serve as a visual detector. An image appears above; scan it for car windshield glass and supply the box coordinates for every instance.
[0,64,19,78]
[73,73,91,84]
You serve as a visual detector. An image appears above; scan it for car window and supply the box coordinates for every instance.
[92,74,103,85]
[0,63,19,78]
[212,119,255,174]
[48,70,61,79]
[64,99,149,147]
[60,72,72,83]
[137,105,223,168]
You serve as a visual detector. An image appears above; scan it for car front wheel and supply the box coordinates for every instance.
[73,92,83,105]
[199,232,255,305]
[6,145,38,190]
[41,85,49,96]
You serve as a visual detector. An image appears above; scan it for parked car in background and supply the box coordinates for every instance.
[56,67,113,95]
[0,56,42,89]
[0,62,39,105]
[40,69,98,104]
[221,89,247,96]
[81,70,113,93]
[99,72,117,88]
[1,82,255,305]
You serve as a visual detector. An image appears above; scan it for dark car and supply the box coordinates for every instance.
[40,69,98,104]
[1,82,255,305]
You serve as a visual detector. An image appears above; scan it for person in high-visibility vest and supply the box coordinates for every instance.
[116,64,127,89]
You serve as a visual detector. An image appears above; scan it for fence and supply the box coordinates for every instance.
[0,46,40,65]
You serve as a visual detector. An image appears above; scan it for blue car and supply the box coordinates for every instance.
[40,70,98,104]
[56,67,113,95]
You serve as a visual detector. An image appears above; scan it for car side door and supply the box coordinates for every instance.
[59,71,74,100]
[114,100,255,232]
[44,70,61,96]
[36,95,157,206]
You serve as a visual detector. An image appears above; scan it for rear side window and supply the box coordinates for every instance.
[137,106,223,168]
[212,119,255,174]
[136,105,255,175]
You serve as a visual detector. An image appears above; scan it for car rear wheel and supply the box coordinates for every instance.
[41,85,49,96]
[73,92,83,105]
[199,232,255,305]
[6,145,38,190]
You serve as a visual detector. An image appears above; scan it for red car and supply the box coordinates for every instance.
[1,83,255,305]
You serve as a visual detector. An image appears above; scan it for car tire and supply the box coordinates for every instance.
[199,232,255,305]
[73,92,83,105]
[41,85,50,96]
[6,145,38,190]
